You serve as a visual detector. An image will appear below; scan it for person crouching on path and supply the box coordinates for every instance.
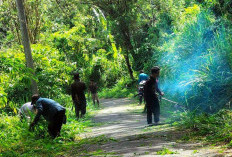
[71,72,87,120]
[29,94,66,138]
[88,79,99,107]
[144,66,164,125]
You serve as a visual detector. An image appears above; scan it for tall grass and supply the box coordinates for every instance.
[158,10,232,113]
[177,109,232,147]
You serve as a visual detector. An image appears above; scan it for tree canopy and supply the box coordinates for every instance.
[1,0,232,113]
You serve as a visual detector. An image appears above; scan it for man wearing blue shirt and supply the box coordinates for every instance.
[138,70,149,84]
[138,70,149,106]
[29,94,66,138]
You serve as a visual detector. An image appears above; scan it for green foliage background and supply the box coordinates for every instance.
[0,0,232,117]
[1,0,232,154]
[1,0,232,116]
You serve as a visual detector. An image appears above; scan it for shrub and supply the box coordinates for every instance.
[178,109,232,145]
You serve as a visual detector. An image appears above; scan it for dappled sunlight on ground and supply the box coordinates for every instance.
[79,98,232,157]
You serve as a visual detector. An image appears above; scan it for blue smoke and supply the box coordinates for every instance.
[157,12,232,112]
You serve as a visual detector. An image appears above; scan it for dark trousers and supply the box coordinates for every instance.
[75,100,86,119]
[48,110,65,138]
[147,98,160,124]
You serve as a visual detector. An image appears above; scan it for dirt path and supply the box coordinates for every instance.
[81,98,232,157]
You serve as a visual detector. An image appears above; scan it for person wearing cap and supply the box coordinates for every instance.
[144,66,164,125]
[29,94,66,138]
[88,79,99,106]
[71,72,87,119]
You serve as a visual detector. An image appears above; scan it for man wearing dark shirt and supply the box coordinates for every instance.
[88,80,99,106]
[29,94,66,138]
[144,66,164,125]
[71,72,87,119]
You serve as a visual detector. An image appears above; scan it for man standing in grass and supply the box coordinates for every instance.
[29,94,66,138]
[88,79,99,107]
[71,72,87,119]
[144,66,164,125]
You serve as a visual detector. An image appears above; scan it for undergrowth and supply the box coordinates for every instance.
[177,109,232,147]
[0,99,115,157]
[99,77,137,98]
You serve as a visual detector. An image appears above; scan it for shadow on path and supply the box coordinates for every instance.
[80,98,231,157]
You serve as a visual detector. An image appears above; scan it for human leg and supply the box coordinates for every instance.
[80,100,86,117]
[139,95,143,105]
[95,93,99,106]
[48,121,56,138]
[74,103,80,119]
[147,105,152,124]
[91,93,95,105]
[153,98,160,123]
[53,110,65,137]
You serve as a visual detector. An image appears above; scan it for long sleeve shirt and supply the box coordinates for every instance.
[144,76,162,104]
[33,98,65,124]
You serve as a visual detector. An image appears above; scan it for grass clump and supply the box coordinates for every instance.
[156,147,177,155]
[178,109,232,146]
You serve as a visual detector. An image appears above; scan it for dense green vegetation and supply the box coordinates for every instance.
[1,0,232,111]
[1,0,232,155]
[178,109,232,146]
[0,102,118,156]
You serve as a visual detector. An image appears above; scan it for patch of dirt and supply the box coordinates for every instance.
[80,98,232,157]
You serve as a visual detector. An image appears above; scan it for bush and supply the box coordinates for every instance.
[0,48,32,111]
[178,109,232,145]
[0,44,76,113]
[32,44,75,98]
[99,77,136,98]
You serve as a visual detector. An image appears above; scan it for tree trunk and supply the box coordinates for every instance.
[124,53,134,80]
[120,20,134,80]
[16,0,38,94]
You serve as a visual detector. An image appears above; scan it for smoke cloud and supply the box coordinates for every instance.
[158,12,232,113]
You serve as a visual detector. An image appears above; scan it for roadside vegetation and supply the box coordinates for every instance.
[177,109,232,147]
[0,99,118,156]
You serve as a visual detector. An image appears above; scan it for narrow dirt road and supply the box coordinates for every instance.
[81,98,232,157]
